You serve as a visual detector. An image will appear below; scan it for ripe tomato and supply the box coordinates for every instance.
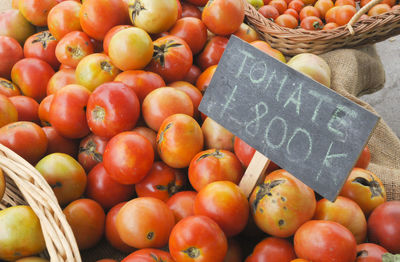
[194,181,249,237]
[355,146,371,169]
[186,0,208,6]
[275,14,299,28]
[294,220,357,262]
[313,196,367,243]
[132,126,159,160]
[169,17,207,55]
[288,0,304,13]
[129,0,178,34]
[183,64,201,84]
[122,249,175,262]
[49,84,91,139]
[269,0,288,14]
[142,87,194,131]
[259,5,280,20]
[284,9,300,20]
[251,41,286,62]
[0,121,47,165]
[299,6,321,20]
[335,0,356,6]
[169,215,228,262]
[182,2,202,18]
[86,163,135,210]
[103,131,154,184]
[314,0,334,17]
[323,22,339,30]
[0,94,18,128]
[224,239,242,262]
[196,36,228,71]
[196,65,217,93]
[368,201,400,253]
[80,0,129,40]
[356,243,388,262]
[249,169,316,237]
[188,149,243,192]
[233,23,260,43]
[361,0,395,6]
[55,31,94,68]
[169,81,203,119]
[166,191,197,223]
[47,0,82,40]
[335,5,357,26]
[157,114,203,168]
[24,31,59,69]
[102,25,132,55]
[109,27,154,71]
[18,0,57,26]
[135,161,185,202]
[0,78,20,97]
[46,68,76,95]
[11,58,55,102]
[0,10,36,45]
[368,3,391,16]
[63,198,105,250]
[234,136,256,167]
[325,6,340,23]
[78,133,108,173]
[340,168,386,216]
[116,197,175,248]
[300,16,324,30]
[38,94,53,126]
[75,53,120,92]
[0,36,23,79]
[9,96,40,123]
[245,237,296,262]
[42,126,79,157]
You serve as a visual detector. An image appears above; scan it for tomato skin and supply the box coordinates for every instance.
[24,31,60,70]
[0,94,18,128]
[201,117,235,151]
[258,5,280,20]
[38,94,53,126]
[182,2,202,18]
[11,58,55,102]
[245,237,296,262]
[46,68,76,95]
[183,64,201,85]
[300,16,324,30]
[55,31,94,68]
[0,121,47,165]
[233,23,260,43]
[9,96,40,124]
[42,126,79,157]
[63,199,105,250]
[196,36,228,71]
[166,191,197,223]
[356,243,388,262]
[195,65,217,93]
[288,0,304,13]
[132,126,160,160]
[0,36,23,80]
[234,136,256,167]
[103,131,154,185]
[116,197,175,249]
[49,84,91,139]
[355,146,371,169]
[275,14,299,28]
[122,249,175,262]
[103,25,132,55]
[169,17,207,55]
[0,78,20,97]
[19,0,57,26]
[368,201,400,253]
[169,81,203,119]
[47,0,82,40]
[335,5,357,26]
[314,0,334,17]
[294,220,357,262]
[78,133,108,173]
[169,215,228,262]
[186,0,208,6]
[0,10,36,45]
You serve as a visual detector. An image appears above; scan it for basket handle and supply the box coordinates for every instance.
[347,0,383,34]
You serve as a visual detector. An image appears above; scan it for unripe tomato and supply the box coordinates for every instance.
[102,25,132,55]
[201,117,235,151]
[0,78,20,97]
[0,10,35,45]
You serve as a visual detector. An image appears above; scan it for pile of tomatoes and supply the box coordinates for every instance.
[0,0,400,261]
[255,0,400,30]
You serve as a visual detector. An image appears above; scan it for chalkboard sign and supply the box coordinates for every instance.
[198,36,379,201]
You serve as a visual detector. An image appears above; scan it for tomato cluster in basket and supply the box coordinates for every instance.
[1,0,400,261]
[254,0,400,30]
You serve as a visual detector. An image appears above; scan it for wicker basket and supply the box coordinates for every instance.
[244,0,400,55]
[0,143,81,262]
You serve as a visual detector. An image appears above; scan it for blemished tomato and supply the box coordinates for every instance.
[49,84,91,139]
[288,0,304,13]
[38,94,53,126]
[300,16,324,30]
[55,31,94,68]
[46,68,76,95]
[183,64,201,85]
[42,126,79,157]
[132,126,160,160]
[135,161,185,202]
[166,191,197,223]
[368,3,391,16]
[47,0,82,40]
[75,53,120,92]
[196,36,228,71]
[355,146,371,169]
[63,198,105,250]
[0,78,20,97]
[275,14,299,28]
[269,0,288,14]
[294,220,357,262]
[169,215,228,262]
[368,201,400,253]
[78,133,109,173]
[181,1,202,18]
[0,121,47,165]
[157,114,204,168]
[105,202,136,253]
[313,196,367,243]
[356,243,388,262]
[299,6,321,20]
[169,17,207,55]
[103,131,154,185]
[169,81,203,118]
[233,23,260,43]
[249,169,316,238]
[188,149,244,192]
[36,153,87,206]
[80,0,129,40]
[122,249,175,262]
[340,168,386,217]
[11,58,55,102]
[9,96,40,123]
[314,0,334,17]
[335,5,357,26]
[234,136,256,167]
[19,0,57,26]
[129,0,178,34]
[259,5,280,20]
[196,65,217,93]
[0,36,23,79]
[102,25,132,55]
[24,31,59,70]
[86,163,135,210]
[109,27,154,71]
[0,94,18,128]
[0,9,36,45]
[116,197,175,249]
[245,237,296,262]
[142,87,194,131]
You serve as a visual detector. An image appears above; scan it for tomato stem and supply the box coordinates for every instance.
[182,247,200,258]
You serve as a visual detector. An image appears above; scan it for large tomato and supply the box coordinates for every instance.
[169,215,228,262]
[46,68,76,95]
[0,78,20,97]
[166,191,197,223]
[55,31,94,68]
[0,36,23,79]
[169,17,207,54]
[368,201,400,253]
[122,249,175,262]
[0,10,35,45]
[169,81,203,118]
[249,169,316,238]
[24,31,60,70]
[201,117,235,151]
[78,133,109,173]
[47,0,82,40]
[196,36,228,71]
[356,243,388,262]
[42,126,79,157]
[9,95,40,123]
[294,220,357,262]
[102,25,132,55]
[0,94,18,128]
[116,197,175,248]
[18,0,57,26]
[245,237,296,262]
[132,126,160,160]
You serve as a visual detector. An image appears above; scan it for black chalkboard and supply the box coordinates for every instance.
[198,36,379,201]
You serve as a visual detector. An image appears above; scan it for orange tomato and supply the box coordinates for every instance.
[259,5,280,20]
[323,22,339,30]
[335,5,357,26]
[233,23,260,43]
[368,3,391,16]
[314,0,334,17]
[275,14,299,28]
[335,0,356,6]
[300,16,324,30]
[269,0,288,14]
[288,0,305,13]
[299,6,321,20]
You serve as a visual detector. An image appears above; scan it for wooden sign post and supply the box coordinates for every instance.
[199,36,379,201]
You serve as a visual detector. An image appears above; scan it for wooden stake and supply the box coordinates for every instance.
[239,151,270,198]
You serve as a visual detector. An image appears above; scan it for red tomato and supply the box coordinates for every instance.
[135,161,185,202]
[368,201,400,253]
[49,84,91,139]
[42,126,79,157]
[38,94,53,126]
[0,9,36,45]
[122,249,175,262]
[0,94,18,128]
[169,215,228,262]
[24,31,59,70]
[132,126,160,160]
[196,36,228,71]
[288,0,304,13]
[294,220,357,262]
[269,0,288,14]
[166,191,197,223]
[11,58,55,102]
[46,68,76,95]
[356,243,388,262]
[78,133,108,173]
[234,136,256,167]
[169,17,207,55]
[0,121,47,165]
[284,8,299,20]
[103,131,154,185]
[335,0,356,6]
[300,16,324,30]
[325,6,340,23]
[362,0,395,6]
[102,25,132,55]
[355,146,371,169]
[116,197,175,248]
[183,64,201,85]
[181,2,202,18]
[55,31,94,68]
[275,14,299,28]
[9,96,40,123]
[63,199,105,250]
[0,78,20,97]
[258,5,280,20]
[18,0,57,26]
[195,65,217,93]
[245,237,296,262]
[233,23,260,43]
[47,0,82,40]
[0,36,23,79]
[323,22,339,30]
[186,0,208,6]
[169,81,203,119]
